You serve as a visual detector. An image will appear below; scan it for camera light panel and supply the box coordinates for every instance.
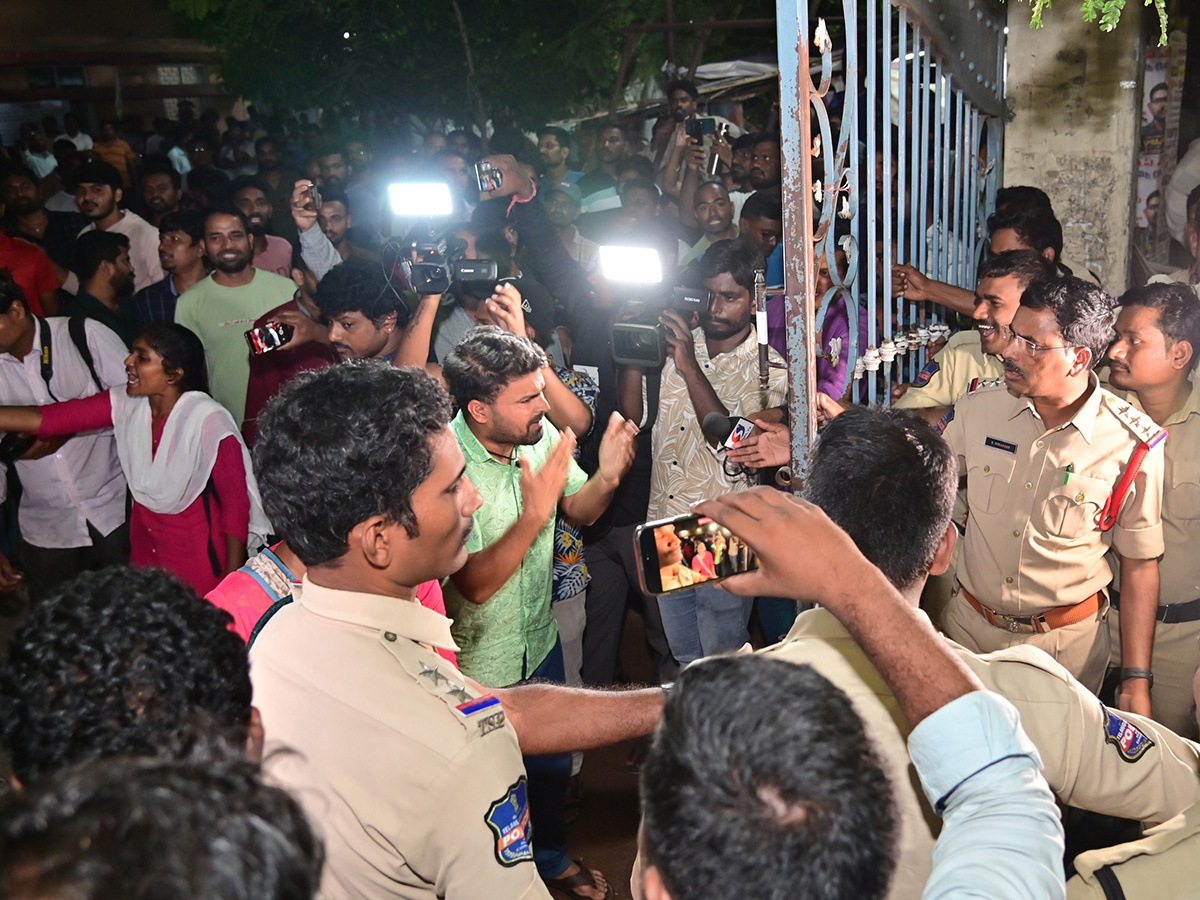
[389,182,453,217]
[598,246,663,284]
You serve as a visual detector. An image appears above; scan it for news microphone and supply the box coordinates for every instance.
[702,413,757,451]
[702,412,734,445]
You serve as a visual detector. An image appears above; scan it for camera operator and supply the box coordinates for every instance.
[620,239,786,664]
[455,156,678,686]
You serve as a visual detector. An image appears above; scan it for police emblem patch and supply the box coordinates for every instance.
[1103,708,1155,762]
[485,777,534,866]
[915,360,939,386]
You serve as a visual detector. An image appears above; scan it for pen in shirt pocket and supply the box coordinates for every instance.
[1063,463,1074,485]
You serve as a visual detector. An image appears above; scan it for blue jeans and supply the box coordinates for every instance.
[518,638,573,880]
[756,597,805,645]
[656,582,754,665]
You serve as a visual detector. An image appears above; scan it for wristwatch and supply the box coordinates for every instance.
[1119,667,1154,688]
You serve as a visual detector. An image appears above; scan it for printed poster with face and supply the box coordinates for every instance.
[1141,49,1169,153]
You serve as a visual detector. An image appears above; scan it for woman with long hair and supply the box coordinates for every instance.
[0,323,267,594]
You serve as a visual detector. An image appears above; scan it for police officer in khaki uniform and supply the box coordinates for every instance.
[632,407,1200,900]
[1105,283,1200,737]
[1065,659,1200,900]
[943,277,1165,705]
[894,250,1055,427]
[1066,802,1200,899]
[250,363,660,900]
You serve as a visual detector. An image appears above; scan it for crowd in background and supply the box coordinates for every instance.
[0,74,1198,900]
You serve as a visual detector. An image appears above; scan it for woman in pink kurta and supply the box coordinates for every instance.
[0,324,267,595]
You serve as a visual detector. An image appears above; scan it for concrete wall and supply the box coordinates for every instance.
[1003,7,1144,291]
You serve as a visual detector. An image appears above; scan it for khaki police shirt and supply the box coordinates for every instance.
[250,577,550,900]
[944,376,1165,614]
[761,609,1200,900]
[1117,381,1200,606]
[894,330,1006,410]
[1067,801,1200,900]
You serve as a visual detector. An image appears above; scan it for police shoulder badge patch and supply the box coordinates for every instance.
[1103,707,1155,762]
[915,360,939,386]
[485,776,534,866]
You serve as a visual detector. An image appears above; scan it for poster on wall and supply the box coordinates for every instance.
[1136,154,1161,229]
[1136,36,1186,263]
[1141,51,1169,154]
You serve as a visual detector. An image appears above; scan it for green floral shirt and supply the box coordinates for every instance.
[444,410,588,686]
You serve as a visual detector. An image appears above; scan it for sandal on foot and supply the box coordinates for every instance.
[546,860,614,900]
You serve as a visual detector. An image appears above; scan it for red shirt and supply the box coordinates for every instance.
[242,298,339,446]
[0,233,59,317]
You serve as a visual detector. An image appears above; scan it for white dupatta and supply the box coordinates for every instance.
[109,388,271,550]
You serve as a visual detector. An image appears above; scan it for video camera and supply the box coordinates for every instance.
[600,246,711,367]
[388,183,498,295]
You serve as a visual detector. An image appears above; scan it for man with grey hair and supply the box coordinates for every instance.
[942,276,1165,712]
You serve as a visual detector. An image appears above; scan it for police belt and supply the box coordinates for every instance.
[960,585,1104,634]
[1110,589,1200,625]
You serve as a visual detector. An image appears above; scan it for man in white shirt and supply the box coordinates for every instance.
[19,130,57,181]
[54,114,94,152]
[69,160,164,295]
[0,271,130,600]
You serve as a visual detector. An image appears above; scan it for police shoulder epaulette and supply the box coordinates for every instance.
[406,656,508,737]
[967,377,1006,395]
[1104,394,1168,448]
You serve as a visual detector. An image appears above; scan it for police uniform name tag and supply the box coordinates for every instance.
[984,437,1018,454]
[485,776,534,866]
[1103,707,1156,762]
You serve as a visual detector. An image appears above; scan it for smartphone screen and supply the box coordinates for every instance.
[475,161,503,194]
[635,512,758,596]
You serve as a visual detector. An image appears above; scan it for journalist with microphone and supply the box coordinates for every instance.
[619,238,786,663]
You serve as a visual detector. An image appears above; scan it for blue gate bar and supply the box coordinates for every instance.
[777,0,1006,475]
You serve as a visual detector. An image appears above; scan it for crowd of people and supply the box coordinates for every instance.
[0,78,1198,900]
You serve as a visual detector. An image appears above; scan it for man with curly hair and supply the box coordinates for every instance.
[250,362,658,900]
[0,757,321,900]
[0,566,255,786]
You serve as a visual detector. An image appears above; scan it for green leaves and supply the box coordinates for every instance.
[1018,0,1169,46]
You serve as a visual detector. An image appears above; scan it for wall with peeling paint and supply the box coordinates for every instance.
[1003,7,1144,292]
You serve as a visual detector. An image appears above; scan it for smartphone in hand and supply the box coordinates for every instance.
[635,512,758,596]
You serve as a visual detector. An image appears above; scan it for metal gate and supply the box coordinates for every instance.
[776,0,1007,477]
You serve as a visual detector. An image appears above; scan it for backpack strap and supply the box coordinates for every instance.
[200,473,223,578]
[67,315,104,392]
[36,317,58,401]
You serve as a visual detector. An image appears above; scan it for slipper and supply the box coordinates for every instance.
[546,860,614,900]
[624,738,651,775]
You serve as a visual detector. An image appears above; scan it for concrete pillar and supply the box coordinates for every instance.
[1003,7,1144,291]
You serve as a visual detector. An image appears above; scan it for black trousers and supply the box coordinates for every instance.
[581,522,676,687]
[20,519,131,602]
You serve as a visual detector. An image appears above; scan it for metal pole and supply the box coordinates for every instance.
[777,0,816,482]
[866,0,880,400]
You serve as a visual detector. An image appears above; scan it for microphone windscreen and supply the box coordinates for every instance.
[701,412,734,443]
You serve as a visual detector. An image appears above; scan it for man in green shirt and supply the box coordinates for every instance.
[442,325,637,899]
[175,206,296,427]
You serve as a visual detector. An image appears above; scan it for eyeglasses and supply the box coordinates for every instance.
[1000,325,1082,354]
